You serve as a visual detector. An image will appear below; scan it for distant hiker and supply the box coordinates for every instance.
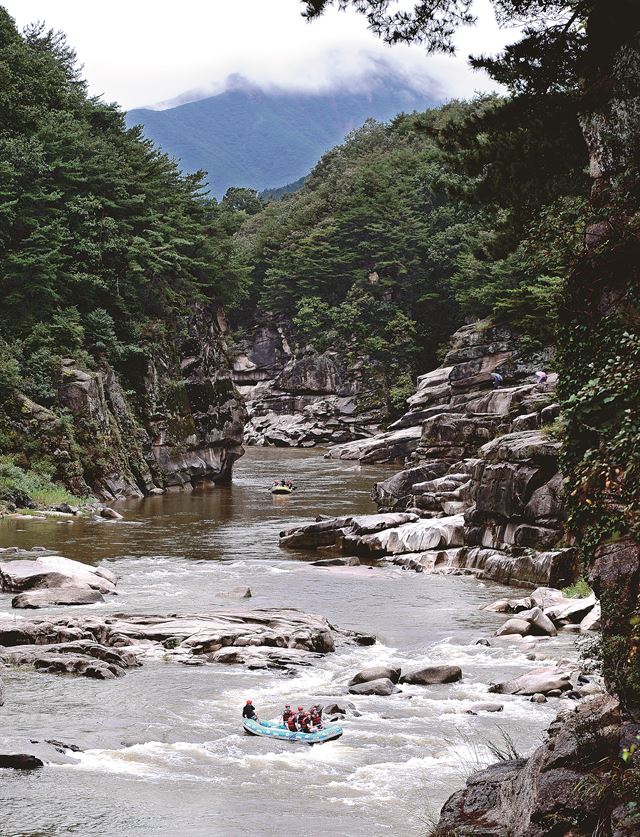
[242,699,257,721]
[491,371,504,388]
[535,370,548,385]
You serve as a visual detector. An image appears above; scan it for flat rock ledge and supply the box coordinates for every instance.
[279,514,576,588]
[0,608,371,679]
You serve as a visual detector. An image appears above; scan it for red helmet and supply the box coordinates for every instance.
[246,700,253,704]
[297,706,304,711]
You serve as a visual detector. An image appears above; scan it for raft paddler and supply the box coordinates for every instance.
[242,699,258,721]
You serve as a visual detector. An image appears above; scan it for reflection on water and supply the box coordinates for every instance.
[0,448,564,837]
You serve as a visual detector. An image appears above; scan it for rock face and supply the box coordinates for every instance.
[231,323,385,447]
[0,608,367,677]
[0,304,246,501]
[435,695,639,837]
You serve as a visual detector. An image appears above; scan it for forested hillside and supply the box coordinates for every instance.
[233,94,588,412]
[0,9,248,503]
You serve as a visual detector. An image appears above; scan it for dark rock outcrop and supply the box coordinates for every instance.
[435,695,639,837]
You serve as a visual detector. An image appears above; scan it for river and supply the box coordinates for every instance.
[0,448,567,837]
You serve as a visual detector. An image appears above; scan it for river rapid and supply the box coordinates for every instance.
[0,448,570,837]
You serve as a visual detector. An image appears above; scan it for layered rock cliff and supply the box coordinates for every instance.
[0,305,246,502]
[315,320,575,588]
[231,323,384,446]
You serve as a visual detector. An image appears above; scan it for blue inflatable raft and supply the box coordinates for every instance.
[243,718,343,744]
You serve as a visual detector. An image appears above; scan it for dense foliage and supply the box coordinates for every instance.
[233,96,587,407]
[0,9,249,406]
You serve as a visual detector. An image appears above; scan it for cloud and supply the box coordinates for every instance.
[3,0,517,110]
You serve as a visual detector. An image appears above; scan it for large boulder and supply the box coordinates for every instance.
[348,665,401,687]
[0,553,116,595]
[348,677,398,696]
[489,667,573,696]
[399,665,462,685]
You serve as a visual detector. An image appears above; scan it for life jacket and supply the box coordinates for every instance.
[310,712,322,727]
[283,709,293,723]
[298,714,312,733]
[287,716,298,732]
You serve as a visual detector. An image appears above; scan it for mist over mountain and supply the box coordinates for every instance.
[126,72,439,198]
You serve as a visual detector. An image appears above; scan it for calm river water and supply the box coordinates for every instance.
[0,448,566,837]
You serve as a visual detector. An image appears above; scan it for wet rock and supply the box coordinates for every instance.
[279,516,351,549]
[346,514,465,559]
[546,593,597,624]
[211,647,319,669]
[519,606,558,637]
[348,677,398,696]
[467,702,504,714]
[399,665,462,685]
[348,666,401,687]
[495,618,532,637]
[530,586,567,609]
[310,556,360,567]
[0,608,356,675]
[216,586,252,599]
[100,507,123,520]
[483,598,511,612]
[327,426,422,464]
[0,754,44,770]
[530,692,547,703]
[322,701,357,717]
[12,588,105,608]
[371,463,450,510]
[489,667,573,696]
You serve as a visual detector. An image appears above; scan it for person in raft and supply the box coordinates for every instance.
[309,705,323,730]
[282,703,293,724]
[242,699,258,721]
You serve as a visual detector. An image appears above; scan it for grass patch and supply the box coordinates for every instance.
[563,577,593,598]
[0,455,87,509]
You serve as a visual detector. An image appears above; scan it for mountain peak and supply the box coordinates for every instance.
[126,73,438,198]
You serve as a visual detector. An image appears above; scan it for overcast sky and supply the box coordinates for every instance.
[4,0,517,110]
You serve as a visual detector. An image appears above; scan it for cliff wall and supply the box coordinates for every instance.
[0,305,246,502]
